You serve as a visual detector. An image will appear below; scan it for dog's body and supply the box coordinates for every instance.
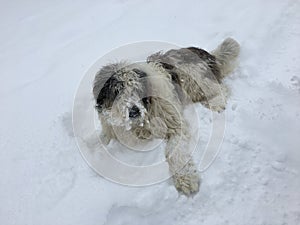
[93,38,240,196]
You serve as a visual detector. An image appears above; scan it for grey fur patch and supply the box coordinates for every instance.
[148,47,221,82]
[186,47,221,82]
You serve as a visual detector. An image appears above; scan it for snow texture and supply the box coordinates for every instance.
[0,0,300,225]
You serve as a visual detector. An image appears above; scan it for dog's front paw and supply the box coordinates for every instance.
[173,172,200,197]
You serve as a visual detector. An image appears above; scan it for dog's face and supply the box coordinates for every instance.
[93,63,151,131]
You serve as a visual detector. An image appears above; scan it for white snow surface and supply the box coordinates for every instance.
[1,0,300,225]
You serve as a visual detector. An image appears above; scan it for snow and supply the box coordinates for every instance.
[1,0,300,225]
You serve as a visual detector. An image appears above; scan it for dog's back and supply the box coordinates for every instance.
[147,38,240,111]
[148,37,240,82]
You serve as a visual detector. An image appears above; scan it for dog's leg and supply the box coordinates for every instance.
[146,74,200,196]
[165,131,200,196]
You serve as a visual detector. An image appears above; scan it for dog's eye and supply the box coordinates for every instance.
[129,105,140,118]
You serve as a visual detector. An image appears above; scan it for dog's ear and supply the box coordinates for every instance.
[93,62,127,111]
[93,62,127,99]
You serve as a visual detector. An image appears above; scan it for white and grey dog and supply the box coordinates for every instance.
[93,38,240,196]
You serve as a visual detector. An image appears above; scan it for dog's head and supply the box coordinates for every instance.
[93,62,151,130]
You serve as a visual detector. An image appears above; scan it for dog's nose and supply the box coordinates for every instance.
[129,105,140,118]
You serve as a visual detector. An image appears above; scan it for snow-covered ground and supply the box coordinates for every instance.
[1,0,300,224]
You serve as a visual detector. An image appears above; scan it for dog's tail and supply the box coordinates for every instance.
[211,37,240,77]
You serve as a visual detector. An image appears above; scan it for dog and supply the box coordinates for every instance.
[93,38,240,196]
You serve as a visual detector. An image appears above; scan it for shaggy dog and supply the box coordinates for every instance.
[93,38,240,196]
